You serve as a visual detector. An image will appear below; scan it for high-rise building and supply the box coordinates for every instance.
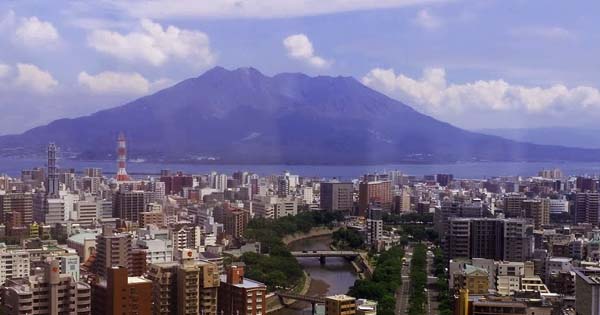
[575,192,600,225]
[224,208,250,239]
[146,249,220,315]
[46,143,60,198]
[574,268,600,315]
[44,198,65,225]
[320,182,354,212]
[366,206,383,248]
[218,263,267,315]
[0,258,91,315]
[84,168,103,178]
[446,218,533,262]
[358,180,391,216]
[325,294,356,315]
[91,266,152,315]
[521,199,550,229]
[73,198,100,226]
[93,227,132,279]
[160,172,194,196]
[0,243,30,285]
[577,177,597,192]
[113,190,145,222]
[0,192,33,230]
[503,193,526,218]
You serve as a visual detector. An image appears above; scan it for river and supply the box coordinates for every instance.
[273,235,358,315]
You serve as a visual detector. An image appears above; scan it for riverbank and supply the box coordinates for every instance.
[268,232,358,314]
[282,226,341,245]
[267,227,339,313]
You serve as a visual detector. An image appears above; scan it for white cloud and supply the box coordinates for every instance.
[414,9,442,30]
[87,19,215,67]
[14,63,58,93]
[509,26,573,40]
[362,67,600,115]
[78,71,173,95]
[110,0,451,19]
[15,16,60,47]
[283,34,330,68]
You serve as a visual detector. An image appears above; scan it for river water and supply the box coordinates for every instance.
[273,235,357,315]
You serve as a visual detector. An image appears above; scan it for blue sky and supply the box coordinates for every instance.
[0,0,599,134]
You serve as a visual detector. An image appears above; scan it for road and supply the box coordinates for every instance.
[426,249,439,315]
[395,246,412,315]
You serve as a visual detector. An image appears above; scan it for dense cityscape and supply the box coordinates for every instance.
[2,2,600,314]
[0,134,597,315]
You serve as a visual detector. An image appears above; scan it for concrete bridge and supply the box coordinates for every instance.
[276,292,325,313]
[290,250,360,264]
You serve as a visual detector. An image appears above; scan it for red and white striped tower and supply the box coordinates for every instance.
[115,132,130,181]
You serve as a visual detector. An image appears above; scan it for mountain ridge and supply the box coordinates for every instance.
[1,66,599,164]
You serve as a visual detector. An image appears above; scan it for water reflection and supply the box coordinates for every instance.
[273,235,357,315]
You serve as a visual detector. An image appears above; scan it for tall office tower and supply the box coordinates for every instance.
[320,182,354,212]
[503,193,526,218]
[435,200,484,251]
[577,177,597,192]
[113,190,145,222]
[447,218,533,262]
[366,206,383,248]
[575,192,600,225]
[325,294,357,315]
[116,132,130,182]
[46,143,60,198]
[0,258,91,315]
[0,244,30,285]
[218,264,267,315]
[93,226,132,279]
[521,199,550,229]
[469,219,504,261]
[358,180,392,216]
[91,266,152,315]
[0,192,33,229]
[147,249,220,315]
[224,208,250,239]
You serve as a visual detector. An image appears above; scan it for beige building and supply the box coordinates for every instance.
[325,294,356,315]
[0,258,91,315]
[146,249,220,315]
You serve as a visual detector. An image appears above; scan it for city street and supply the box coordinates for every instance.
[395,246,412,315]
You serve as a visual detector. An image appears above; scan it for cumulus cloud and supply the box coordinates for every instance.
[362,67,600,115]
[78,71,173,95]
[15,16,60,47]
[14,63,58,93]
[110,0,449,19]
[509,26,573,40]
[87,19,216,67]
[414,9,442,30]
[283,34,330,68]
